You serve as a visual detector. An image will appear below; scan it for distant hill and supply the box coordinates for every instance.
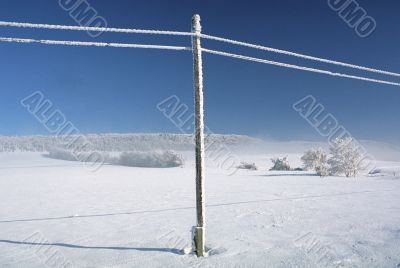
[0,133,399,161]
[0,133,262,152]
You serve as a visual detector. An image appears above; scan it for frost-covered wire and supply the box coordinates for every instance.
[200,34,400,78]
[1,20,399,85]
[2,20,399,78]
[202,48,400,87]
[0,21,194,36]
[0,37,192,51]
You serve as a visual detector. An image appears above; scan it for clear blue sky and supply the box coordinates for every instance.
[0,0,399,144]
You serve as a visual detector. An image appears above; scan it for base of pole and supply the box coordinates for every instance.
[194,226,205,257]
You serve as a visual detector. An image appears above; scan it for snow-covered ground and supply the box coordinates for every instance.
[0,139,400,267]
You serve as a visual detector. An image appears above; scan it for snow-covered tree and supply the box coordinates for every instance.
[301,148,329,177]
[270,157,291,171]
[328,138,363,177]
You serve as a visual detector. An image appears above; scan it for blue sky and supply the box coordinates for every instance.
[0,0,399,144]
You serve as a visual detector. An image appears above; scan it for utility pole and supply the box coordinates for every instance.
[191,14,206,257]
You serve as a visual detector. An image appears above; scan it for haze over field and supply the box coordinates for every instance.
[1,133,400,157]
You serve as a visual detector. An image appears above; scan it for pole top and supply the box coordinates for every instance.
[192,14,201,33]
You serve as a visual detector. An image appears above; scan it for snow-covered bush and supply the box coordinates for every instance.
[369,167,399,177]
[47,147,184,168]
[108,151,184,168]
[301,148,329,177]
[301,148,327,170]
[270,157,291,171]
[237,162,258,170]
[315,165,330,177]
[46,147,77,161]
[328,138,363,177]
[46,147,101,163]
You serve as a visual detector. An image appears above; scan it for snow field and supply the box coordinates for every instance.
[0,152,399,267]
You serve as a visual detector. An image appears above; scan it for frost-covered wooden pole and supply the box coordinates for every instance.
[192,14,206,257]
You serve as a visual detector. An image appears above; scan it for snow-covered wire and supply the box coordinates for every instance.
[202,48,400,87]
[1,20,399,86]
[200,34,400,78]
[0,37,192,51]
[2,20,399,78]
[0,21,194,36]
